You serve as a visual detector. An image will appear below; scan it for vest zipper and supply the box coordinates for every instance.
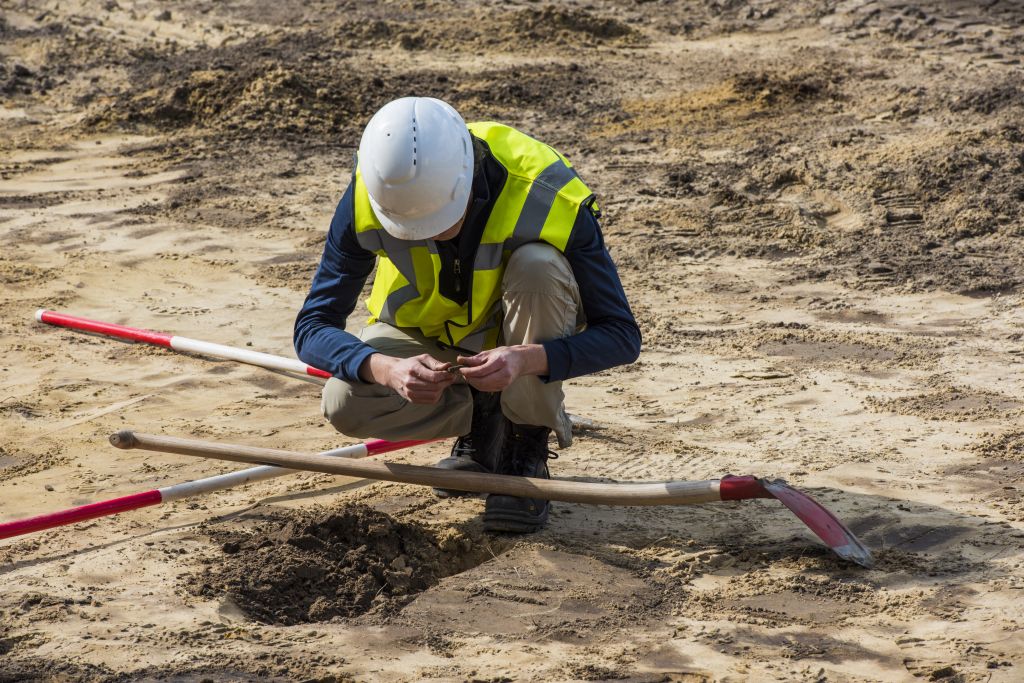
[442,254,475,353]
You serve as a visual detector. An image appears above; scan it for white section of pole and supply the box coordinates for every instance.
[156,443,370,502]
[169,335,323,378]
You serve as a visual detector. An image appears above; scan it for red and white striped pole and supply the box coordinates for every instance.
[33,310,601,430]
[0,437,431,541]
[9,311,438,541]
[35,309,332,379]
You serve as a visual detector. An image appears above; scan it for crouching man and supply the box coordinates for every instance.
[294,97,640,533]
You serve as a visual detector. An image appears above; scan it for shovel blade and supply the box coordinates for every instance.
[762,479,874,568]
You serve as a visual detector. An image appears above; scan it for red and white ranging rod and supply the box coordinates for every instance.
[34,310,601,430]
[0,437,431,541]
[4,310,432,541]
[4,310,435,540]
[35,309,332,379]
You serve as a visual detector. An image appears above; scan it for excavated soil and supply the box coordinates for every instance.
[3,1,1024,681]
[191,504,494,625]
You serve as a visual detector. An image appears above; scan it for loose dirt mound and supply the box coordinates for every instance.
[507,6,640,44]
[190,505,492,625]
[972,430,1024,461]
[866,385,1022,422]
[84,31,605,150]
[0,659,114,683]
[330,6,644,53]
[84,31,408,143]
[951,79,1024,115]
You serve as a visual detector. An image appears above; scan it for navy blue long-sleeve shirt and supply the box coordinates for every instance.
[294,158,641,384]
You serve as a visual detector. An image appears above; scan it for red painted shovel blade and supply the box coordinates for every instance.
[761,479,874,568]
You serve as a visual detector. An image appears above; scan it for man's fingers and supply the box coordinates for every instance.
[419,355,452,371]
[410,364,453,384]
[405,379,436,392]
[465,369,512,392]
[462,376,488,392]
[456,353,488,367]
[458,356,503,378]
[468,380,495,393]
[468,377,500,392]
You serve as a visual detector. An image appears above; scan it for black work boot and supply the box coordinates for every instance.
[483,424,558,533]
[433,391,508,498]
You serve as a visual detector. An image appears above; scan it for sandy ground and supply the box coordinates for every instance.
[2,1,1024,681]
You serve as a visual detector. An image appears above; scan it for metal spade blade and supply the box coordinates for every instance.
[761,478,874,568]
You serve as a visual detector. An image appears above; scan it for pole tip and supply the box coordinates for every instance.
[109,430,137,449]
[35,309,47,322]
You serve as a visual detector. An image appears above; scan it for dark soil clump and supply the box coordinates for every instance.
[191,505,492,625]
[83,30,608,152]
[0,658,114,683]
[512,6,641,44]
[733,69,844,105]
[329,5,644,53]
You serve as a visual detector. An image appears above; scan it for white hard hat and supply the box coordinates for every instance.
[358,97,474,241]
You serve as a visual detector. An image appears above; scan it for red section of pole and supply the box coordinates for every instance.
[0,489,163,541]
[0,438,438,542]
[38,309,335,379]
[718,475,774,501]
[37,310,174,347]
[365,439,434,455]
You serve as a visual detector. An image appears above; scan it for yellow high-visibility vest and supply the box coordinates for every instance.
[352,121,596,351]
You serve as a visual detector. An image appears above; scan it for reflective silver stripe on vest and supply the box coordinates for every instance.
[474,242,505,271]
[355,229,428,324]
[380,283,421,322]
[354,227,385,253]
[383,249,417,291]
[509,159,579,247]
[355,229,422,289]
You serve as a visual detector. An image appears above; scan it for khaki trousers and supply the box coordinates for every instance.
[321,242,583,448]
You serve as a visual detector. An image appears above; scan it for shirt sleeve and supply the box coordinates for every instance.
[540,206,642,382]
[293,183,379,382]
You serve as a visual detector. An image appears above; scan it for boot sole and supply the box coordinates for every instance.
[432,487,486,499]
[432,458,490,499]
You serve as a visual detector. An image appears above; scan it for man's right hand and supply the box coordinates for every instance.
[360,353,455,404]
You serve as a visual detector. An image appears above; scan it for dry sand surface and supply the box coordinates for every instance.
[2,0,1024,680]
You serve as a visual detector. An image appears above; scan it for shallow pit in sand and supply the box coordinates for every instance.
[189,504,499,625]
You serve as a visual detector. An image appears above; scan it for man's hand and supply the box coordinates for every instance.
[361,353,455,404]
[456,344,548,392]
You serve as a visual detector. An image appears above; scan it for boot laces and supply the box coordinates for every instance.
[508,431,558,476]
[450,435,475,459]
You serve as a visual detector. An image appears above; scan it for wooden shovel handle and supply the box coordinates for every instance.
[110,431,722,506]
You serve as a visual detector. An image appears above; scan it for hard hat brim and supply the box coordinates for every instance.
[368,171,473,241]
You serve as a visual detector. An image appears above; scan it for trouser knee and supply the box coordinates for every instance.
[321,378,376,438]
[321,376,474,441]
[503,242,575,294]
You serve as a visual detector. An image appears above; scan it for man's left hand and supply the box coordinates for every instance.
[457,344,548,392]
